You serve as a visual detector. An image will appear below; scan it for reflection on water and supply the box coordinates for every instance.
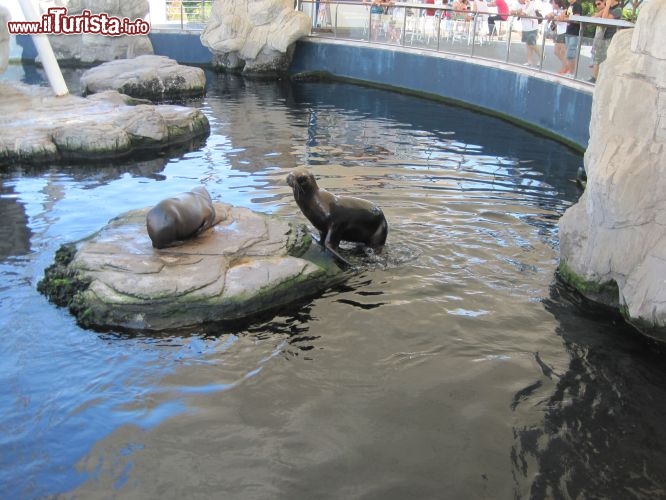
[513,285,666,498]
[0,182,31,259]
[1,69,665,498]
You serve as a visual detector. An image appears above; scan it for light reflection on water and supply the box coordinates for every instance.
[1,69,666,498]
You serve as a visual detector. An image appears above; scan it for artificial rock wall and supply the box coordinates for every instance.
[200,0,310,75]
[558,0,666,336]
[0,6,9,74]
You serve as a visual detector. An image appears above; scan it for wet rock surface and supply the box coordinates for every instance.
[81,55,206,101]
[0,82,209,165]
[38,203,343,332]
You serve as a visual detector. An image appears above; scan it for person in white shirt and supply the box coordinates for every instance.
[512,0,542,66]
[471,0,490,37]
[546,0,568,73]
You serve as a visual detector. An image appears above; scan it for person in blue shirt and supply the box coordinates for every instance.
[559,0,582,76]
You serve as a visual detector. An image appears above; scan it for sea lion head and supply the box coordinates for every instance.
[287,168,318,201]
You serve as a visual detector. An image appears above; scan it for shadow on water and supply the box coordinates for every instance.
[100,300,323,361]
[511,282,666,498]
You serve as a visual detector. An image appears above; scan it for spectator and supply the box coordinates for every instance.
[388,3,404,42]
[452,0,471,20]
[589,0,606,65]
[546,0,568,73]
[513,0,542,67]
[471,0,490,36]
[441,0,453,20]
[560,0,582,76]
[589,0,622,82]
[365,0,392,40]
[487,0,510,35]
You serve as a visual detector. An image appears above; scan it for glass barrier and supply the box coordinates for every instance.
[148,0,633,86]
[298,0,634,85]
[153,0,214,30]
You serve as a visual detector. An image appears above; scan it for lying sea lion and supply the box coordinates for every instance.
[146,186,216,249]
[287,168,388,267]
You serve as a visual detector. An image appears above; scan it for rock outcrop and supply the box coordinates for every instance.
[38,203,343,332]
[200,0,311,75]
[0,82,209,165]
[0,6,9,74]
[45,0,153,65]
[558,0,666,338]
[81,55,206,101]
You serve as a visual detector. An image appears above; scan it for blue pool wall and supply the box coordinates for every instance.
[288,38,591,150]
[10,32,592,150]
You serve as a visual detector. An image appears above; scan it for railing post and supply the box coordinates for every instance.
[538,21,547,70]
[334,3,338,38]
[505,20,512,63]
[573,21,584,80]
[470,12,478,57]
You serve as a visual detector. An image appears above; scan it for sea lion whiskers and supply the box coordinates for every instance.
[287,170,308,201]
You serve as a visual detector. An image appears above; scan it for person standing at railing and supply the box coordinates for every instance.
[471,0,490,37]
[452,0,472,20]
[365,0,393,40]
[559,0,582,76]
[441,0,453,19]
[512,0,542,67]
[546,0,568,74]
[388,2,405,41]
[487,0,510,35]
[589,0,622,83]
[589,0,606,66]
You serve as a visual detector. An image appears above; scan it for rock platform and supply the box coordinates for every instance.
[38,203,343,332]
[81,55,206,102]
[0,82,209,165]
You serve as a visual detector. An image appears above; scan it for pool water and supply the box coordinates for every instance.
[1,68,666,498]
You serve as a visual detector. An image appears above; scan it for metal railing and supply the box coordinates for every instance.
[148,0,633,85]
[297,0,634,85]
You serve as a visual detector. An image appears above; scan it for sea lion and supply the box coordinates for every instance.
[287,168,388,267]
[146,186,216,249]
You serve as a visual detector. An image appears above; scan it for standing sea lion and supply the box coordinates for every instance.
[287,168,388,267]
[146,186,216,249]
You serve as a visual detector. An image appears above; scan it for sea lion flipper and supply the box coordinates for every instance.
[324,228,352,268]
[326,244,352,268]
